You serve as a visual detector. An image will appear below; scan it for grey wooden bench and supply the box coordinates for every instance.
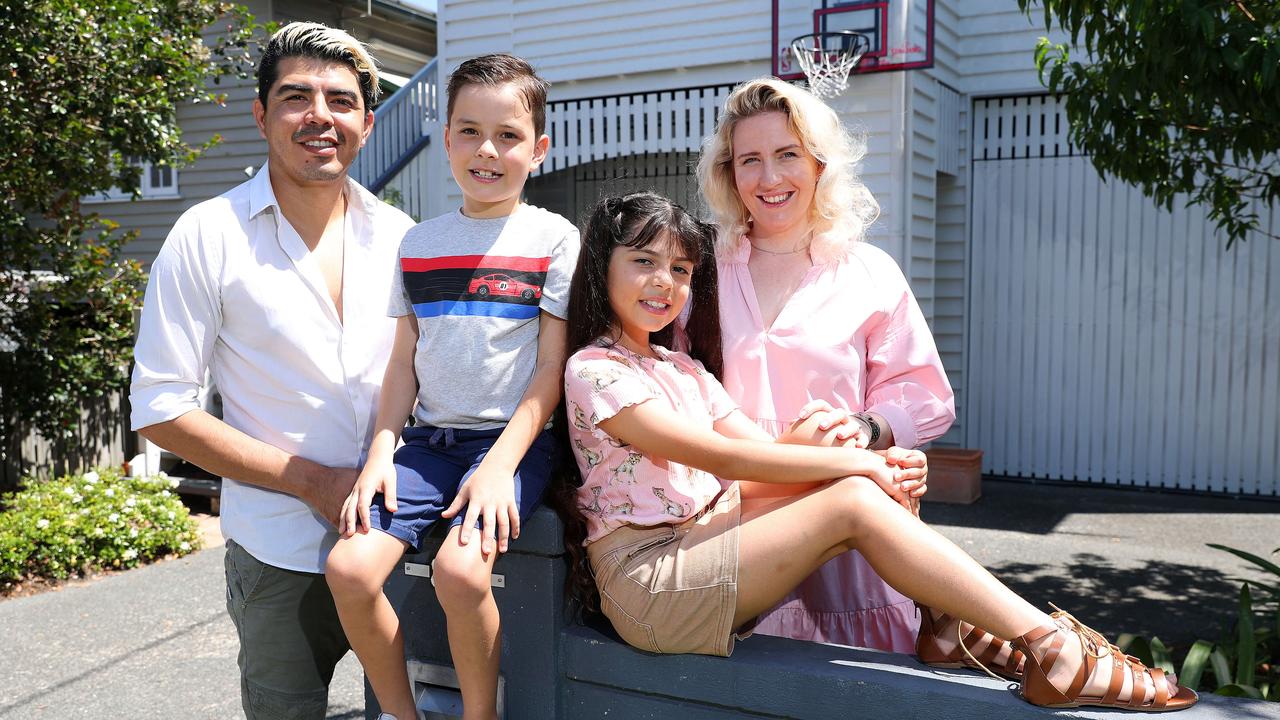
[377,507,1277,720]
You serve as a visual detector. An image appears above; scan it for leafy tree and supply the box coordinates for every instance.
[1018,1,1280,246]
[0,1,260,460]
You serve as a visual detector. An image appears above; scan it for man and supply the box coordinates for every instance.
[130,22,414,719]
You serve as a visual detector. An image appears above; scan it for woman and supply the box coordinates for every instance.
[697,78,954,654]
[557,191,1195,711]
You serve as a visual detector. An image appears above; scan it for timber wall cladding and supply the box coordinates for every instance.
[966,95,1279,496]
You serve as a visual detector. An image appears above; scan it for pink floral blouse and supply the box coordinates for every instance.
[565,342,737,544]
[718,238,956,652]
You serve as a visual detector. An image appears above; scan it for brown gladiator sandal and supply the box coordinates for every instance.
[1012,607,1199,711]
[915,604,1025,681]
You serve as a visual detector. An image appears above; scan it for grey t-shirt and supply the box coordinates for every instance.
[389,204,580,429]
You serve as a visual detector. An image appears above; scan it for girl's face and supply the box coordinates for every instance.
[731,111,820,242]
[606,232,695,356]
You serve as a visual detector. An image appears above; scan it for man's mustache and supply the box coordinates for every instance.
[291,127,346,144]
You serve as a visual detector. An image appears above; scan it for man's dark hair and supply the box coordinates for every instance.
[257,22,380,111]
[446,54,551,136]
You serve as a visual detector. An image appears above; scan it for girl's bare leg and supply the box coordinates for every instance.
[326,531,417,720]
[734,476,1170,704]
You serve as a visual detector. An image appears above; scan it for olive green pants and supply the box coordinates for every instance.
[224,539,351,719]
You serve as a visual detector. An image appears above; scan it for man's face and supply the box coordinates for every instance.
[253,56,373,189]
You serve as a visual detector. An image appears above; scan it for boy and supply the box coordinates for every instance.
[324,54,578,720]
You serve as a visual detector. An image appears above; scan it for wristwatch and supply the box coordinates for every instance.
[851,412,881,447]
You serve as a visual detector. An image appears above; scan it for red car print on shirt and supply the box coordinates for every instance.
[467,273,542,300]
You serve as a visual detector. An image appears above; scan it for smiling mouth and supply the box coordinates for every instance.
[639,299,670,314]
[471,169,503,181]
[760,191,794,206]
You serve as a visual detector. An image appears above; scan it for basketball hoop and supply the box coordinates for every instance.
[789,31,870,99]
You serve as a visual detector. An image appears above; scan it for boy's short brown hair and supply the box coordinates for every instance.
[446,54,551,135]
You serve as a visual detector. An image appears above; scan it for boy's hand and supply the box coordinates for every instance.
[442,464,519,557]
[339,460,398,537]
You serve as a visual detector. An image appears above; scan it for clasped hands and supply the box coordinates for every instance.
[792,400,928,516]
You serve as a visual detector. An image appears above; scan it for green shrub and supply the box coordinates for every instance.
[0,467,201,589]
[1117,543,1279,702]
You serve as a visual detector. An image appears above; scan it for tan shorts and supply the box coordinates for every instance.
[586,483,752,657]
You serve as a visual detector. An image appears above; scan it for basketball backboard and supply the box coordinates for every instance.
[772,0,934,81]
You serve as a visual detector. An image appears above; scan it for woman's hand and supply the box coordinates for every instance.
[791,399,869,448]
[339,459,398,537]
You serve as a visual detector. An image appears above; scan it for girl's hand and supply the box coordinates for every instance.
[339,460,398,537]
[853,450,914,513]
[878,446,927,516]
[442,464,519,557]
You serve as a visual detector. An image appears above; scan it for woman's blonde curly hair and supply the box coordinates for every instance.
[696,78,879,264]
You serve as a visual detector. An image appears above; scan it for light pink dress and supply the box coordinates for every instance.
[718,238,956,652]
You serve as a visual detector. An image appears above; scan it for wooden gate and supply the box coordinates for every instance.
[966,95,1279,496]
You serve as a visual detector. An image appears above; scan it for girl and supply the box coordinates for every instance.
[558,191,1197,712]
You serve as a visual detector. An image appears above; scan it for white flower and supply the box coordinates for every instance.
[129,528,138,538]
[93,527,104,537]
[104,488,115,498]
[108,513,120,523]
[168,512,176,521]
[125,497,136,508]
[161,489,171,497]
[168,478,180,489]
[36,518,50,529]
[73,494,83,503]
[83,471,99,484]
[179,541,191,552]
[62,486,76,496]
[122,548,138,560]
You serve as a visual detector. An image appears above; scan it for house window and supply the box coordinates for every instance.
[86,158,179,202]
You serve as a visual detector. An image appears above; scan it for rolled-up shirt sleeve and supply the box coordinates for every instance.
[862,267,956,450]
[129,215,223,430]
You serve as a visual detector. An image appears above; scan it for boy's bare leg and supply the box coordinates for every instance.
[326,531,417,720]
[432,525,502,720]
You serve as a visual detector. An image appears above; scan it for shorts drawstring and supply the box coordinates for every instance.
[428,426,457,448]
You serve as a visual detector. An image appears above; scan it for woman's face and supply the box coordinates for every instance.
[731,111,820,241]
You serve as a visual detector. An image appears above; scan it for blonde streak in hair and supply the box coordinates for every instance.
[273,22,381,102]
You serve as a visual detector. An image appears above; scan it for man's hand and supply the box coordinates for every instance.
[306,465,360,529]
[442,463,519,558]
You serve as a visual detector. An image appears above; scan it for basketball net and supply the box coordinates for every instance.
[789,31,869,100]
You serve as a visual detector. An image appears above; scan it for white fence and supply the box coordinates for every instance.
[966,95,1279,497]
[540,85,736,175]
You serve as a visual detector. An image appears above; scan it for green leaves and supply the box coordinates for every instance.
[0,1,263,450]
[0,468,201,589]
[1017,0,1280,247]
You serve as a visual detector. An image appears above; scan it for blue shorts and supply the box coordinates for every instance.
[366,424,557,552]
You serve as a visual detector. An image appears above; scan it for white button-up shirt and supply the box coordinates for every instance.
[130,164,415,572]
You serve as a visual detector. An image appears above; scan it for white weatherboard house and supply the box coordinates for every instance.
[115,0,1275,499]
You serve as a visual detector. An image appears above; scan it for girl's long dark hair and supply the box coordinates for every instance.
[550,192,723,617]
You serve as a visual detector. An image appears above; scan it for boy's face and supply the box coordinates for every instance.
[445,82,549,218]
